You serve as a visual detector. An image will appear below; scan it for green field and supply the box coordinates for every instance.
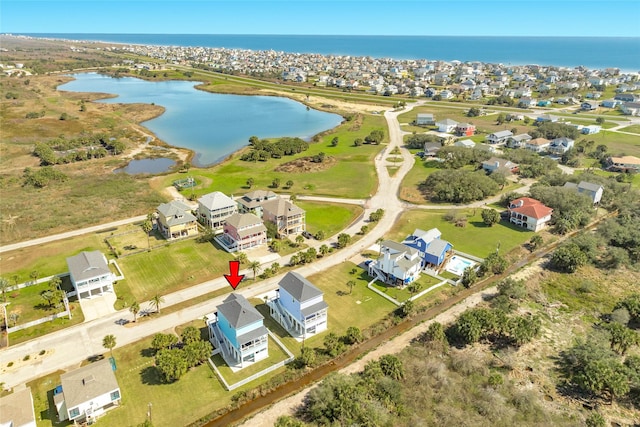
[296,201,363,237]
[152,114,387,199]
[619,124,640,134]
[399,158,442,203]
[386,209,532,258]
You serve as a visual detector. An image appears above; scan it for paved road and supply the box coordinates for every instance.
[0,104,419,389]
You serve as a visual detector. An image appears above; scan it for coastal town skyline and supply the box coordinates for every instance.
[2,0,640,38]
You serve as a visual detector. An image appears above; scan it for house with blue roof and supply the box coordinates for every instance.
[402,228,453,269]
[207,293,268,369]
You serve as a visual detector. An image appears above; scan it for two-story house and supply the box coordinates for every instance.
[481,157,519,175]
[415,113,435,125]
[66,251,115,300]
[508,197,553,232]
[435,118,459,133]
[506,133,532,149]
[269,272,328,339]
[54,359,121,424]
[197,191,237,230]
[563,181,604,205]
[261,198,306,237]
[548,137,575,154]
[525,137,551,153]
[486,130,513,145]
[207,293,268,369]
[402,228,453,269]
[219,213,267,252]
[368,240,422,287]
[237,190,278,218]
[156,200,198,240]
[455,123,476,137]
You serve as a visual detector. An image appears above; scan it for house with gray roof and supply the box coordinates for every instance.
[482,157,519,174]
[54,358,121,424]
[415,113,435,125]
[269,272,328,339]
[207,293,268,368]
[219,212,267,252]
[261,198,306,237]
[486,130,513,144]
[563,181,604,205]
[0,387,36,427]
[368,240,422,287]
[237,190,278,218]
[66,250,115,300]
[156,200,198,240]
[506,133,532,148]
[548,137,575,154]
[197,191,237,230]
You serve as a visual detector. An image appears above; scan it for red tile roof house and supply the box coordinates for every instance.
[508,197,553,232]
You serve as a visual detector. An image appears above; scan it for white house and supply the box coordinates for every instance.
[563,181,604,205]
[416,113,435,125]
[486,130,513,145]
[435,118,459,133]
[0,387,37,427]
[66,251,115,300]
[54,359,121,424]
[368,240,422,286]
[197,191,237,230]
[525,137,551,153]
[548,137,575,154]
[207,293,268,369]
[454,139,476,148]
[581,125,601,134]
[508,197,553,232]
[269,272,328,339]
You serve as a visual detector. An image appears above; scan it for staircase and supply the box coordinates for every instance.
[210,323,235,364]
[269,300,296,335]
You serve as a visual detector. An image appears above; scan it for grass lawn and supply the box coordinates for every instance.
[578,168,640,189]
[306,262,397,336]
[387,166,399,176]
[1,233,108,285]
[210,335,290,386]
[385,209,532,258]
[94,339,232,427]
[587,130,640,157]
[150,114,387,200]
[116,238,235,305]
[295,201,363,238]
[399,159,441,203]
[619,124,640,134]
[371,273,445,303]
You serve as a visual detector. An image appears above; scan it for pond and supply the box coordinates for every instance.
[59,73,344,167]
[114,158,176,174]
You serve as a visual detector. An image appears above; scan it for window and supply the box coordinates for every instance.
[110,390,120,401]
[69,407,80,418]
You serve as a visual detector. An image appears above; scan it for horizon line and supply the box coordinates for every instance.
[5,32,640,39]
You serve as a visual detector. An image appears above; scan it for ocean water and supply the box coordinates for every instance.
[58,73,343,166]
[21,33,640,71]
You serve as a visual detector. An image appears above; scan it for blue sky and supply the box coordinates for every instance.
[2,0,639,37]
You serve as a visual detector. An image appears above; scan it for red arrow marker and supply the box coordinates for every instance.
[224,260,245,290]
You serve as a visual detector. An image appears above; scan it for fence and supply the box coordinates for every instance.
[7,309,70,333]
[207,331,294,391]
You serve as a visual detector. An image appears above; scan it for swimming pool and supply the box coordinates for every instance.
[445,255,476,276]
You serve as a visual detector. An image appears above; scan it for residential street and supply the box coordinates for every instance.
[0,104,417,389]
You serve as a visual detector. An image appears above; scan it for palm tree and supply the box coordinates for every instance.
[151,294,164,314]
[346,280,356,295]
[29,270,39,285]
[286,180,294,189]
[319,244,329,257]
[236,252,248,265]
[295,234,305,247]
[102,334,116,358]
[130,301,140,322]
[0,277,9,302]
[246,177,254,188]
[248,261,261,281]
[142,220,153,251]
[376,237,384,256]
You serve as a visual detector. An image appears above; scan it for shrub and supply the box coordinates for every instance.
[23,355,30,361]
